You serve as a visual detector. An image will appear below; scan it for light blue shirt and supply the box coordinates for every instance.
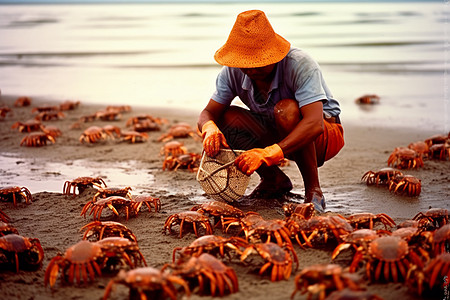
[211,47,341,120]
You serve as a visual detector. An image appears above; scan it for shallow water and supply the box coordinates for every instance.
[0,2,448,131]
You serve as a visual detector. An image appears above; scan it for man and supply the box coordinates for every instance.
[197,10,344,212]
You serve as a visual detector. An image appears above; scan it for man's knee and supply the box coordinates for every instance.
[274,99,300,135]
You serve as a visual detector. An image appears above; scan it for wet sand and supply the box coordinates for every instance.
[0,94,448,300]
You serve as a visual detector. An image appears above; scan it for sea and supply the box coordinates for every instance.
[0,1,448,132]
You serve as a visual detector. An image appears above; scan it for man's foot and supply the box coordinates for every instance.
[248,172,293,199]
[305,189,326,213]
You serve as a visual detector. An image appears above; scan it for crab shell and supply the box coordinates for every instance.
[361,168,403,186]
[20,132,55,147]
[387,147,424,169]
[346,213,396,230]
[63,176,107,196]
[0,234,44,272]
[191,201,246,231]
[131,195,161,213]
[282,203,315,219]
[103,267,190,300]
[388,174,422,197]
[168,253,239,297]
[0,221,19,236]
[96,237,147,270]
[80,196,137,221]
[0,186,32,207]
[240,242,297,281]
[92,186,132,202]
[44,240,103,287]
[80,221,138,242]
[79,126,107,144]
[164,211,213,238]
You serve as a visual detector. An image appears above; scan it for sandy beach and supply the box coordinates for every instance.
[0,94,449,300]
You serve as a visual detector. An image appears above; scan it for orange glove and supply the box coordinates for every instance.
[201,120,229,157]
[235,144,284,176]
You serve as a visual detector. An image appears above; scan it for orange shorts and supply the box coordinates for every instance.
[315,120,344,167]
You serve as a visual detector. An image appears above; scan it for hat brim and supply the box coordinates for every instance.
[214,34,290,68]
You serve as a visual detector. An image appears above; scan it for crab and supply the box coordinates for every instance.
[331,229,381,272]
[282,203,315,219]
[34,110,65,121]
[388,174,422,197]
[80,196,138,221]
[63,176,107,196]
[103,125,121,139]
[354,236,424,282]
[11,119,42,132]
[95,110,122,121]
[20,132,56,147]
[120,130,148,143]
[103,267,190,300]
[387,147,424,169]
[408,141,430,159]
[79,126,107,144]
[164,211,213,238]
[162,153,201,172]
[432,223,450,255]
[172,235,249,262]
[59,100,80,111]
[354,94,380,104]
[80,221,138,242]
[160,141,187,158]
[0,106,12,119]
[291,264,364,300]
[106,105,131,113]
[14,96,32,107]
[240,242,298,281]
[429,142,450,161]
[0,221,19,236]
[92,186,132,202]
[96,237,147,270]
[409,252,450,295]
[44,240,104,287]
[413,208,448,229]
[41,125,62,138]
[133,119,161,132]
[31,104,59,113]
[126,114,162,127]
[325,289,384,300]
[361,167,403,186]
[346,212,396,230]
[288,215,353,248]
[190,201,246,232]
[164,253,239,297]
[157,123,200,142]
[131,194,161,213]
[246,218,294,248]
[0,186,32,206]
[0,234,44,272]
[78,113,97,123]
[424,134,448,147]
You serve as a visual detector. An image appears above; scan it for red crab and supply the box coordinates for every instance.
[164,211,213,238]
[103,125,121,139]
[0,106,12,119]
[14,96,32,107]
[361,167,403,186]
[80,221,138,242]
[0,209,10,223]
[34,110,65,121]
[160,141,188,158]
[191,201,246,232]
[63,176,107,196]
[162,153,201,172]
[388,174,422,197]
[291,264,364,300]
[41,125,62,138]
[131,195,161,213]
[120,130,148,143]
[346,212,396,230]
[0,234,44,272]
[59,100,80,111]
[44,240,104,287]
[387,147,424,169]
[164,253,239,297]
[11,119,42,132]
[96,237,147,270]
[0,186,32,207]
[133,119,161,132]
[240,242,298,281]
[172,235,249,262]
[157,123,200,142]
[80,196,138,221]
[92,186,132,202]
[413,208,448,229]
[429,142,450,161]
[282,203,315,219]
[408,141,430,159]
[103,267,190,300]
[20,132,56,147]
[354,94,380,104]
[79,126,107,144]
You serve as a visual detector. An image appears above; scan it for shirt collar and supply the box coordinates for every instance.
[241,63,282,93]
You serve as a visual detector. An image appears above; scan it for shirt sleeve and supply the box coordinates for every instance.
[294,68,328,108]
[211,67,236,106]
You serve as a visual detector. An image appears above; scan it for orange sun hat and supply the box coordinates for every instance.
[214,10,291,68]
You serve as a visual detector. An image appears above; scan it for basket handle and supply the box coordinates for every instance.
[202,159,237,179]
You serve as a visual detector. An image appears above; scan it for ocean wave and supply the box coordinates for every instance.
[6,18,59,27]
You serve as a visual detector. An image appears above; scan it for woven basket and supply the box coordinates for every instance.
[196,149,250,202]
